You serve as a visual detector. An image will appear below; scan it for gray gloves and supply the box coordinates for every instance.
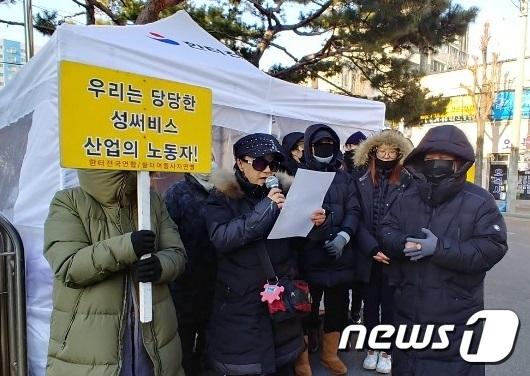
[324,233,349,260]
[404,228,439,261]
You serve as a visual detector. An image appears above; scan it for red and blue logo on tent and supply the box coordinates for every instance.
[147,32,180,45]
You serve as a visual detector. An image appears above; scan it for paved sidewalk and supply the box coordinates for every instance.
[502,205,530,218]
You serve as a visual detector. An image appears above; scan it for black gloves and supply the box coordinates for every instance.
[136,255,162,283]
[131,230,156,259]
[131,231,161,282]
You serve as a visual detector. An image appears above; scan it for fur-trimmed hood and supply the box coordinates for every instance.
[209,169,294,200]
[353,129,413,168]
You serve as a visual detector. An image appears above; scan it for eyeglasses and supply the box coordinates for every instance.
[376,148,398,159]
[243,158,280,172]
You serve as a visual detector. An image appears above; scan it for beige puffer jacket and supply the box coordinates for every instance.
[43,169,186,376]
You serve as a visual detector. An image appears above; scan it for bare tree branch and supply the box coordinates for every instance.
[284,0,333,31]
[269,42,299,62]
[86,0,125,25]
[462,22,502,186]
[0,18,54,33]
[0,18,23,27]
[71,0,88,8]
[310,69,354,96]
[248,0,280,28]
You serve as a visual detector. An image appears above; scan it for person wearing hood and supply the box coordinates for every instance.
[351,129,413,374]
[341,131,368,328]
[295,124,361,376]
[164,159,218,376]
[380,125,508,376]
[281,131,305,176]
[343,131,367,174]
[43,169,187,376]
[205,133,328,376]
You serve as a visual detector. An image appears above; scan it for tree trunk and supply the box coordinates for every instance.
[475,119,485,187]
[85,1,95,25]
[135,0,184,25]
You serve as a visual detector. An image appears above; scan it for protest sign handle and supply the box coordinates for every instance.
[138,171,153,323]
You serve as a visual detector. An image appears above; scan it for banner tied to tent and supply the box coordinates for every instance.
[59,60,212,173]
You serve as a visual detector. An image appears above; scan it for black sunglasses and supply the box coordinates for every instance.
[243,158,280,172]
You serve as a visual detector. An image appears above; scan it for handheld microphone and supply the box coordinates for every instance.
[265,176,280,189]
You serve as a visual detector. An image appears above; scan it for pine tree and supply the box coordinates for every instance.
[1,0,478,124]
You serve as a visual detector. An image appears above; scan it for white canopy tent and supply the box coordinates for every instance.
[0,10,384,375]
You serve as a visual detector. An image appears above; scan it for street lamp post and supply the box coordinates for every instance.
[507,0,528,213]
[22,0,34,60]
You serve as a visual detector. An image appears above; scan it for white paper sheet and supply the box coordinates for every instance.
[267,169,335,239]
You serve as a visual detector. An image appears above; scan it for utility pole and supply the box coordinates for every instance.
[22,0,34,60]
[507,0,528,213]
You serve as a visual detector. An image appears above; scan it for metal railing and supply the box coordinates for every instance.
[0,211,27,376]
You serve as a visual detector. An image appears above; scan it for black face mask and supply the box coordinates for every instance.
[344,150,355,159]
[422,159,456,185]
[375,158,398,171]
[313,143,335,158]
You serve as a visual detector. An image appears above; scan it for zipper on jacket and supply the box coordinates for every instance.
[428,208,436,228]
[61,290,84,349]
[116,274,130,376]
[149,320,163,375]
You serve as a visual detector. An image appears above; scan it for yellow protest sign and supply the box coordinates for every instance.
[59,61,212,172]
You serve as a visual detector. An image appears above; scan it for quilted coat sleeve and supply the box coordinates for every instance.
[205,192,280,253]
[431,193,508,273]
[152,192,187,284]
[379,199,411,260]
[338,174,361,239]
[44,190,138,289]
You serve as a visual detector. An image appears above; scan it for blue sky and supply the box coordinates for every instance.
[0,0,527,67]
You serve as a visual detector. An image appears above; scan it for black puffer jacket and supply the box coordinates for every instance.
[205,169,305,375]
[164,174,216,327]
[380,125,508,373]
[352,130,413,283]
[353,168,411,282]
[297,124,361,286]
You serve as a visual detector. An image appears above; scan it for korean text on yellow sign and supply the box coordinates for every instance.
[59,61,212,173]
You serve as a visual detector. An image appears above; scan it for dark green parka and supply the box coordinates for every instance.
[43,169,187,376]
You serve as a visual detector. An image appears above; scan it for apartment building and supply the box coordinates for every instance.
[0,39,26,88]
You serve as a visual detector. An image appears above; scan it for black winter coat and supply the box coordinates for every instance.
[353,168,411,283]
[205,170,305,375]
[297,124,361,286]
[380,125,508,375]
[164,174,216,326]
